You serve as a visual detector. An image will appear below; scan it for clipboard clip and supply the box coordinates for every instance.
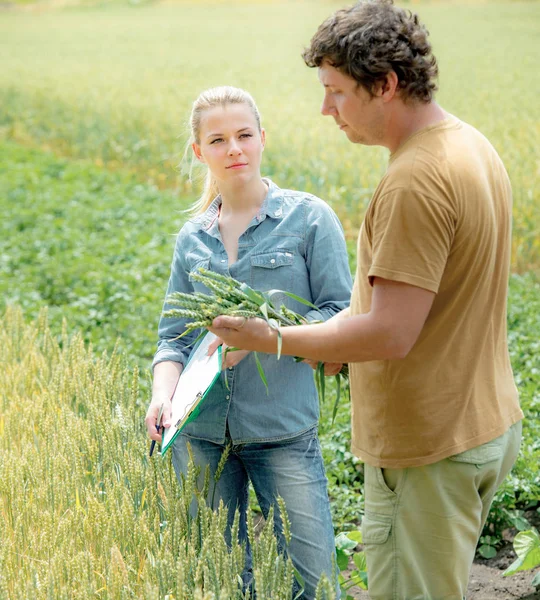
[175,391,203,428]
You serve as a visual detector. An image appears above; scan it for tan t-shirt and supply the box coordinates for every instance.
[350,116,523,468]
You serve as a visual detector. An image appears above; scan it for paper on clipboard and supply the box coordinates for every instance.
[161,332,222,455]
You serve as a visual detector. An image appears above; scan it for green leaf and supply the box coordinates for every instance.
[478,544,497,559]
[317,362,325,403]
[259,302,269,320]
[503,529,540,576]
[253,352,269,394]
[336,548,349,571]
[352,551,367,571]
[292,567,305,599]
[532,570,540,587]
[335,532,357,552]
[240,282,265,306]
[349,569,368,590]
[276,327,282,360]
[347,530,363,544]
[266,289,319,310]
[332,374,341,424]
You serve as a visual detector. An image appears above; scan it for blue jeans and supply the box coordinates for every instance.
[171,426,339,599]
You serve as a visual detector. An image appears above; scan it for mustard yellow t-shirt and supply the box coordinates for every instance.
[350,116,523,468]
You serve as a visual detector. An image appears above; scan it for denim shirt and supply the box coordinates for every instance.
[153,179,352,444]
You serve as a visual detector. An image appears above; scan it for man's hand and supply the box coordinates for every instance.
[207,337,250,369]
[303,359,343,376]
[209,316,278,354]
[145,397,172,442]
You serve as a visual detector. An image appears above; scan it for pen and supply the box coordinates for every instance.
[149,402,165,457]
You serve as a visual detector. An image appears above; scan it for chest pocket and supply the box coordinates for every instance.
[250,250,294,292]
[188,258,211,293]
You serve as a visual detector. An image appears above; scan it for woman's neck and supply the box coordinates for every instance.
[218,177,268,218]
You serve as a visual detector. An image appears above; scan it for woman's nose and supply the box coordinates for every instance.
[227,140,242,155]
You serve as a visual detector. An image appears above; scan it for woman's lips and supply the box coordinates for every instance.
[227,163,248,169]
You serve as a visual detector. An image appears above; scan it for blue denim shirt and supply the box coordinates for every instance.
[153,179,352,444]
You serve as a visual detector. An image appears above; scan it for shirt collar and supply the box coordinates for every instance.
[193,178,285,232]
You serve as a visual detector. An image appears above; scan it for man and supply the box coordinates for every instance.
[210,1,523,597]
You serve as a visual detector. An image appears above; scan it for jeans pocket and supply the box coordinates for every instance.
[361,512,392,545]
[448,438,503,465]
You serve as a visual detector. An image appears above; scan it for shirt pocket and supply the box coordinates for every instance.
[187,258,211,293]
[250,250,295,292]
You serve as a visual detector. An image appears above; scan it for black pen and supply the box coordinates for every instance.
[149,403,165,457]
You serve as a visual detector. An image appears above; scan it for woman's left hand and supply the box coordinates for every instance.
[303,359,343,376]
[208,337,250,370]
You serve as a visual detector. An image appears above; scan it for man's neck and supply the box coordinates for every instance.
[385,101,448,154]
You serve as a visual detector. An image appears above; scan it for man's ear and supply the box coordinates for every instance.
[375,71,399,103]
[192,142,204,162]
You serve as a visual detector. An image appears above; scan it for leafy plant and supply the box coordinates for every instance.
[503,528,540,588]
[335,531,368,596]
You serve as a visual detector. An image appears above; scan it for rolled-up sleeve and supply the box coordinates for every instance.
[152,233,199,370]
[303,199,353,323]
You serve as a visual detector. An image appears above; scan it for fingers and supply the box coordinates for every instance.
[324,363,343,376]
[207,337,223,356]
[212,315,248,330]
[145,400,172,441]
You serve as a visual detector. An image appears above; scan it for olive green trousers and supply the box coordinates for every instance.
[362,420,522,600]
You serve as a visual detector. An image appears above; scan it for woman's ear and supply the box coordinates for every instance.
[192,142,205,162]
[260,128,266,151]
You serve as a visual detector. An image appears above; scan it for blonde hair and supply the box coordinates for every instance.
[188,86,262,215]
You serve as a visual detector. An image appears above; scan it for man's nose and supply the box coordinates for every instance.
[321,96,336,116]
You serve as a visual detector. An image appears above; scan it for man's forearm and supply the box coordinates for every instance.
[279,313,404,363]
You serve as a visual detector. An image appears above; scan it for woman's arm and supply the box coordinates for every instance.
[302,198,353,323]
[145,360,183,441]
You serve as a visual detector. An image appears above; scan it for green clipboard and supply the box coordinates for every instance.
[161,331,222,456]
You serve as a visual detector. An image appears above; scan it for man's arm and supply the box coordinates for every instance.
[209,278,435,363]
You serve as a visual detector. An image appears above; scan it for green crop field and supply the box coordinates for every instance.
[1,0,539,597]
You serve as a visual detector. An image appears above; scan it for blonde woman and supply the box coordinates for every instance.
[145,86,351,599]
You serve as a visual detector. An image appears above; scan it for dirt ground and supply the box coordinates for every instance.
[346,509,540,599]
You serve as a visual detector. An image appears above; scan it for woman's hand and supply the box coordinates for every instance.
[208,337,250,370]
[145,397,172,442]
[303,359,343,377]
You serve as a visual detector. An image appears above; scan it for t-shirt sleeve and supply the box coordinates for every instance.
[367,188,456,293]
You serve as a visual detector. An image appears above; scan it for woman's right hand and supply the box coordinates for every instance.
[144,397,173,442]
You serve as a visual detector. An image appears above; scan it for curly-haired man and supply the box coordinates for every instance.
[210,2,523,597]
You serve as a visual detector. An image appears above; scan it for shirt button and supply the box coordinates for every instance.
[221,259,226,263]
[270,258,276,264]
[226,395,230,400]
[228,366,233,370]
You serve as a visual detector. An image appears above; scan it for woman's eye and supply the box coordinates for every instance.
[210,138,223,144]
[240,133,253,139]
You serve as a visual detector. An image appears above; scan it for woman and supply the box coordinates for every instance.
[145,86,351,599]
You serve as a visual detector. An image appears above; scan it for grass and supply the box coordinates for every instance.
[0,1,539,271]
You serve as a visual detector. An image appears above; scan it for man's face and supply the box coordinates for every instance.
[318,61,385,146]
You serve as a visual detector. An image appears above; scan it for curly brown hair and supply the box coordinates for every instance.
[302,0,438,103]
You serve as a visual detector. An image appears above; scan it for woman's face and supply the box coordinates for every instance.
[192,103,265,187]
